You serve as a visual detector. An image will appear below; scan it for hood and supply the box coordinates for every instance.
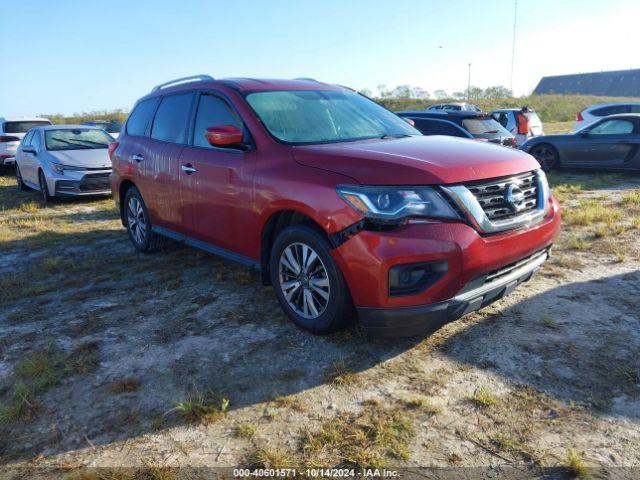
[293,135,539,185]
[48,148,112,169]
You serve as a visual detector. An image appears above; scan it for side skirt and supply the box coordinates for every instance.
[152,226,261,270]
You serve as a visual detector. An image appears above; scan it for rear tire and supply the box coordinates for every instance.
[16,165,28,191]
[123,186,167,253]
[530,144,559,172]
[270,225,353,334]
[39,170,53,202]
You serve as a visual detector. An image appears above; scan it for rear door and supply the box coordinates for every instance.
[117,96,159,209]
[567,118,636,167]
[178,91,256,256]
[144,92,196,230]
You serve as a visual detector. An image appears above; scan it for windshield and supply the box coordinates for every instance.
[462,118,512,138]
[45,128,114,151]
[3,121,51,133]
[246,90,419,144]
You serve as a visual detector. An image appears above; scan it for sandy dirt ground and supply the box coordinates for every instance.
[0,170,638,478]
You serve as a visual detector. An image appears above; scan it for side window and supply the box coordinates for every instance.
[589,119,634,135]
[150,93,195,144]
[32,131,42,151]
[494,113,509,128]
[193,94,242,148]
[126,97,160,136]
[22,130,34,146]
[592,105,631,117]
[438,121,469,138]
[413,119,438,135]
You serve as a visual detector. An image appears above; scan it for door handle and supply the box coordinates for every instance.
[132,154,144,162]
[181,164,197,174]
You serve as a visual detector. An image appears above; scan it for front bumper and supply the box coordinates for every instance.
[53,171,112,196]
[357,247,549,337]
[331,195,561,336]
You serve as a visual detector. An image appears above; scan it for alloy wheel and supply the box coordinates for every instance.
[127,197,147,245]
[278,242,330,319]
[532,145,556,171]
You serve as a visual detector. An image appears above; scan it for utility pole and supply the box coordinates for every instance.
[467,63,471,100]
[510,0,518,94]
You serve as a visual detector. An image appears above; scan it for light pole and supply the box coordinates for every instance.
[467,63,471,100]
[510,0,518,94]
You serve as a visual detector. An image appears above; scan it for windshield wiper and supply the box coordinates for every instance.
[49,137,91,149]
[69,139,110,147]
[380,133,413,139]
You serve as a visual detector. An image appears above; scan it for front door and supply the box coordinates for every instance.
[567,118,636,168]
[178,92,256,257]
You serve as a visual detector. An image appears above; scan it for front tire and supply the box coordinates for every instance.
[123,186,167,253]
[270,225,353,334]
[530,144,559,172]
[39,170,53,202]
[16,165,29,191]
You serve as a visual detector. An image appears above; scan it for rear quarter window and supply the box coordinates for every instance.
[126,98,160,136]
[591,105,631,116]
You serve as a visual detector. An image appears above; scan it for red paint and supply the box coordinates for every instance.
[111,78,561,312]
[205,125,244,146]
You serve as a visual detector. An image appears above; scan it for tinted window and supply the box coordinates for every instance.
[193,94,242,148]
[592,105,631,116]
[151,93,194,144]
[2,121,51,133]
[126,98,159,136]
[438,121,469,137]
[413,119,439,135]
[32,131,42,151]
[630,105,640,113]
[589,119,634,135]
[493,112,509,127]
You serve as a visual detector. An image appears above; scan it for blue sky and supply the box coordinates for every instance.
[1,0,636,116]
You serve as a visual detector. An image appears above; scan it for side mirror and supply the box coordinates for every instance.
[23,145,37,154]
[205,125,244,148]
[579,131,590,138]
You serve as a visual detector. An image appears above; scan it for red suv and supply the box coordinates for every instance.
[110,76,561,337]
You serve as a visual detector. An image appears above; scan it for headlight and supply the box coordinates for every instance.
[336,185,459,223]
[52,162,85,174]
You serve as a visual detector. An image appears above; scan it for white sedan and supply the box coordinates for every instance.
[14,125,114,202]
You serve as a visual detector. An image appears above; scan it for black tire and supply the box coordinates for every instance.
[270,225,353,334]
[123,186,167,253]
[39,170,53,202]
[16,164,29,191]
[530,144,559,172]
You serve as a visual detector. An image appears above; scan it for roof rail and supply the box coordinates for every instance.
[293,77,319,82]
[151,75,214,92]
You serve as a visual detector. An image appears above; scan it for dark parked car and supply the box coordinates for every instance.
[396,110,516,147]
[110,75,560,337]
[520,113,640,171]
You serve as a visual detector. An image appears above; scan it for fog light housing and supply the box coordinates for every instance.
[388,260,448,297]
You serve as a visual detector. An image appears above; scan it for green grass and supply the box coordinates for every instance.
[566,448,587,477]
[470,386,499,408]
[0,343,99,425]
[173,390,229,424]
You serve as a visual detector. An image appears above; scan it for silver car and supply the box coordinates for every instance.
[14,125,113,202]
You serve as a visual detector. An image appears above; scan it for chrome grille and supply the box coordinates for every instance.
[466,171,539,221]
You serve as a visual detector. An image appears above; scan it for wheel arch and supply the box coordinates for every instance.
[118,179,137,227]
[531,142,561,168]
[260,209,330,285]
